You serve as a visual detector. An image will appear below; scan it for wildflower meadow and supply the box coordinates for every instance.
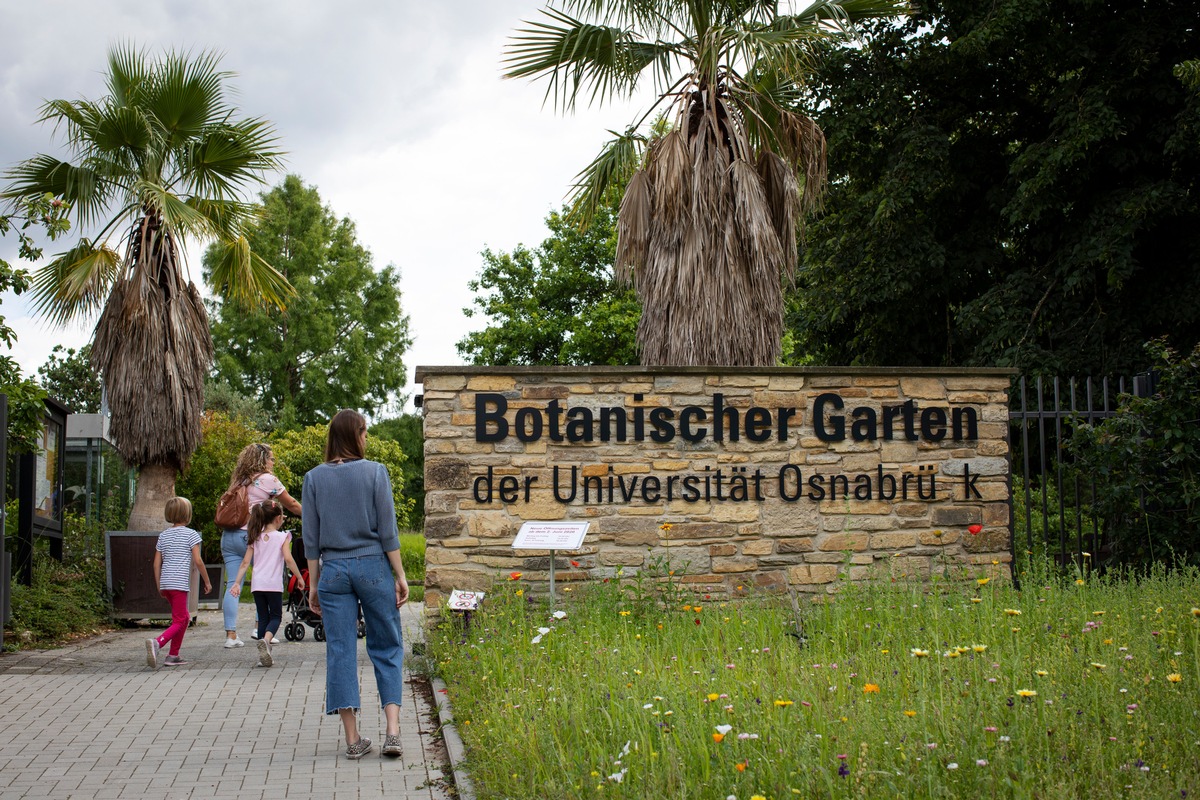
[428,556,1200,799]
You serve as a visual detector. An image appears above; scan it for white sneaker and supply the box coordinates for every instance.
[224,638,245,649]
[250,630,260,640]
[257,638,273,667]
[145,638,160,669]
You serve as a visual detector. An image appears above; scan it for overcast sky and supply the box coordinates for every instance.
[0,1,646,413]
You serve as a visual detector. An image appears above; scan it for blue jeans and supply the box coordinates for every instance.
[221,530,249,632]
[318,554,404,714]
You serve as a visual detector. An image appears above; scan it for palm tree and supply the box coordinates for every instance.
[2,46,290,530]
[506,0,907,366]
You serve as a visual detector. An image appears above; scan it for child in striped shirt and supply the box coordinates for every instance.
[145,497,211,669]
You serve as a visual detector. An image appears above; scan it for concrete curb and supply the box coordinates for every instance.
[431,676,476,800]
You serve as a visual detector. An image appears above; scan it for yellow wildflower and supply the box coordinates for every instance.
[972,645,988,653]
[1035,670,1048,677]
[1016,689,1037,698]
[903,710,917,717]
[1005,609,1022,616]
[911,648,930,657]
[863,684,880,694]
[1167,673,1183,683]
[977,577,990,586]
[774,700,794,707]
[1090,663,1106,670]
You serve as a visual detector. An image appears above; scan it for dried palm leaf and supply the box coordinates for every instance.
[615,167,652,283]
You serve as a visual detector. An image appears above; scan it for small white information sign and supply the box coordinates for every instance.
[511,521,590,551]
[447,590,484,611]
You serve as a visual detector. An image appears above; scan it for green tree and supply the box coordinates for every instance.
[1,195,71,452]
[506,0,906,366]
[36,344,101,414]
[175,410,264,561]
[2,46,288,531]
[205,175,411,428]
[788,0,1200,375]
[203,377,270,431]
[458,199,639,365]
[271,423,414,533]
[370,413,425,530]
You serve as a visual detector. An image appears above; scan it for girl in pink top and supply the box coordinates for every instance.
[229,500,305,667]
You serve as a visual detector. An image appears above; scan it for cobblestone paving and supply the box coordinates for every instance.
[0,602,451,800]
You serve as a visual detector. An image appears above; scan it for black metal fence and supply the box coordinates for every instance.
[1007,374,1155,583]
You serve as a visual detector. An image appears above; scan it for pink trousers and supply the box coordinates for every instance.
[155,589,190,656]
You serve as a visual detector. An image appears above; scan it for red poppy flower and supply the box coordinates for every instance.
[570,560,580,568]
[509,571,522,580]
[968,524,983,535]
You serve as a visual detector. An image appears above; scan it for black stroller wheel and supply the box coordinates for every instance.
[357,619,366,639]
[292,623,305,642]
[314,623,326,642]
[283,624,294,641]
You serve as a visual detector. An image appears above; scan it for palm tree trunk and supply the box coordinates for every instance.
[126,462,177,532]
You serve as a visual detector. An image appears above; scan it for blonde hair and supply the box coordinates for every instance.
[164,496,193,526]
[230,442,273,488]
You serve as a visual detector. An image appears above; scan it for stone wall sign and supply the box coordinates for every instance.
[416,365,1014,606]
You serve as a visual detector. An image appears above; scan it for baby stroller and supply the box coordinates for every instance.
[281,537,366,642]
[282,567,323,641]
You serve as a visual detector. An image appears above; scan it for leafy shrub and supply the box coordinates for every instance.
[4,512,111,649]
[1070,340,1200,567]
[1011,473,1103,563]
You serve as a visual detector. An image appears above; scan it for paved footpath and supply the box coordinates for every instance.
[0,601,453,800]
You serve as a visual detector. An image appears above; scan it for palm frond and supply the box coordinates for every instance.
[204,235,294,311]
[567,128,647,226]
[186,197,259,241]
[135,180,215,241]
[716,21,825,76]
[558,0,675,31]
[615,167,652,282]
[150,49,232,142]
[182,119,284,198]
[92,104,155,158]
[28,240,121,325]
[789,0,910,32]
[505,8,673,110]
[106,44,151,107]
[756,150,800,276]
[2,155,114,229]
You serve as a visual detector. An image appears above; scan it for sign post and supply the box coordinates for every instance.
[511,521,590,602]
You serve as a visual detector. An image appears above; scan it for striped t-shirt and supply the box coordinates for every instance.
[157,525,202,592]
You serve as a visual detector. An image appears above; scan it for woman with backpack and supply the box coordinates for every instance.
[219,443,302,648]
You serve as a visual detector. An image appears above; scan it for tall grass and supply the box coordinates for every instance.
[428,558,1200,799]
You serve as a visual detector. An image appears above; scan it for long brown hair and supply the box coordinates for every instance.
[324,409,366,463]
[247,499,283,547]
[230,442,273,489]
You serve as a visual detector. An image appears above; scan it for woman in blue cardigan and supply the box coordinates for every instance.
[303,409,410,760]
